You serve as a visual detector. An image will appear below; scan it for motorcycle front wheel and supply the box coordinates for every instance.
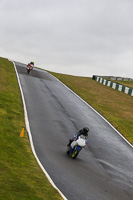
[72,148,80,159]
[27,69,30,74]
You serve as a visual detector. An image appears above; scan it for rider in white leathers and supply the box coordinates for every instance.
[67,127,89,150]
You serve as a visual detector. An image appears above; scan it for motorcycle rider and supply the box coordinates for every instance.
[30,61,34,66]
[67,127,89,149]
[30,61,34,70]
[26,61,34,71]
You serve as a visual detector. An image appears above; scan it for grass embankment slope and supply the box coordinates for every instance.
[0,57,62,200]
[115,80,133,89]
[49,71,133,145]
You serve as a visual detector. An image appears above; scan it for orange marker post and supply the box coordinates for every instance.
[20,128,24,137]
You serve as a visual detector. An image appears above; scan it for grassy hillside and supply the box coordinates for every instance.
[48,71,133,145]
[1,56,132,199]
[0,57,62,200]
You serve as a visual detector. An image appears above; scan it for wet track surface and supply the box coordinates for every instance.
[15,62,133,200]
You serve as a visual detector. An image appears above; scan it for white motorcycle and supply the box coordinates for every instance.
[67,135,87,159]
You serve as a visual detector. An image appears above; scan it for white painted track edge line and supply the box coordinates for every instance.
[49,72,133,149]
[12,61,68,200]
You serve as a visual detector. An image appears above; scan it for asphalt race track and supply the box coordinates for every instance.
[15,62,133,200]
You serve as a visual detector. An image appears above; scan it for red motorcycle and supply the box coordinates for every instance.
[26,63,33,74]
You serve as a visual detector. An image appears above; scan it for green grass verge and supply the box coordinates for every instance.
[115,80,133,89]
[0,57,62,200]
[48,71,133,145]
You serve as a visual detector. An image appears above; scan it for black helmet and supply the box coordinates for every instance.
[83,127,89,135]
